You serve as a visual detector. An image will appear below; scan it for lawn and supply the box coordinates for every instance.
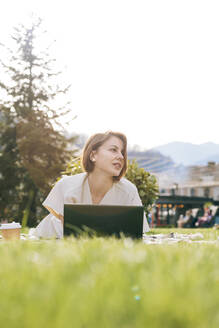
[0,228,219,328]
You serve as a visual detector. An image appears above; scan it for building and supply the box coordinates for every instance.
[152,162,219,226]
[167,162,219,201]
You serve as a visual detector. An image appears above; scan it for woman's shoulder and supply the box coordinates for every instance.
[115,177,138,195]
[58,173,87,188]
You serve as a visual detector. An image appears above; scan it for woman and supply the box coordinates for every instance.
[34,131,150,238]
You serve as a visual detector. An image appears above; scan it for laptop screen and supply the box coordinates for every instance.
[64,204,144,239]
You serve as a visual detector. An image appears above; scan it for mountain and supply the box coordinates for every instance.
[128,149,175,173]
[152,142,219,166]
[128,149,184,173]
[128,149,188,187]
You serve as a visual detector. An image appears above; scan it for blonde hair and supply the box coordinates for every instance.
[82,131,127,181]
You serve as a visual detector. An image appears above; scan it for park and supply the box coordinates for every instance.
[1,5,219,328]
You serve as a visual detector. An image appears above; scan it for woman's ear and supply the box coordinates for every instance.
[90,151,96,162]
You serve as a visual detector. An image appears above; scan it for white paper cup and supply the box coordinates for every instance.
[0,222,21,240]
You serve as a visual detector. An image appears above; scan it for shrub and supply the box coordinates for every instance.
[125,159,159,215]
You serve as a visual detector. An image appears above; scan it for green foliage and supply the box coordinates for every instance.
[0,231,219,328]
[125,159,159,214]
[0,18,76,226]
[61,157,83,177]
[62,158,159,214]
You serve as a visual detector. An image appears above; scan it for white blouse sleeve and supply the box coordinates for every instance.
[130,186,150,233]
[42,178,64,216]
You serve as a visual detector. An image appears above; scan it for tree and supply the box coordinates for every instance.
[61,158,159,215]
[0,17,76,226]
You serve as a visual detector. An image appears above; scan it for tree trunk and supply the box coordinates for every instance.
[22,189,35,227]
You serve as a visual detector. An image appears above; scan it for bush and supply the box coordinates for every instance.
[125,159,159,215]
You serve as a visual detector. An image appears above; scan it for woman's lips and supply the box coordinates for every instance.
[113,163,122,170]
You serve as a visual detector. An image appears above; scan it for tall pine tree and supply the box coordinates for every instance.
[0,18,76,226]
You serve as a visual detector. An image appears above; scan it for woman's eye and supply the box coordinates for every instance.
[110,148,117,152]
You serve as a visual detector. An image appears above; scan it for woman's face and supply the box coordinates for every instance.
[91,136,125,178]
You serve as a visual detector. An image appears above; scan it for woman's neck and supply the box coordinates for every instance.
[88,171,113,204]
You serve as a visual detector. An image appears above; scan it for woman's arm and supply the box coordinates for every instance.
[43,178,65,222]
[44,205,64,223]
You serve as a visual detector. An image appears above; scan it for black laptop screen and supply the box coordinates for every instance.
[64,204,144,239]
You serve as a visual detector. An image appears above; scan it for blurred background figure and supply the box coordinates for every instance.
[177,214,186,228]
[213,208,219,229]
[195,208,214,228]
[177,210,196,228]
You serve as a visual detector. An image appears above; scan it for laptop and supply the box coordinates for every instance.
[64,204,144,239]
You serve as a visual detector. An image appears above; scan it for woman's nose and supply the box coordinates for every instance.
[117,152,124,161]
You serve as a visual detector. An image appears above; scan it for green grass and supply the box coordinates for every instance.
[1,228,219,328]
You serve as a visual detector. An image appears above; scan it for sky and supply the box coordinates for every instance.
[1,0,219,150]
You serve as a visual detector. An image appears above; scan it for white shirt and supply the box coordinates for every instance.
[34,173,150,238]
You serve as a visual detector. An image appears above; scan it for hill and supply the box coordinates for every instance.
[128,149,176,173]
